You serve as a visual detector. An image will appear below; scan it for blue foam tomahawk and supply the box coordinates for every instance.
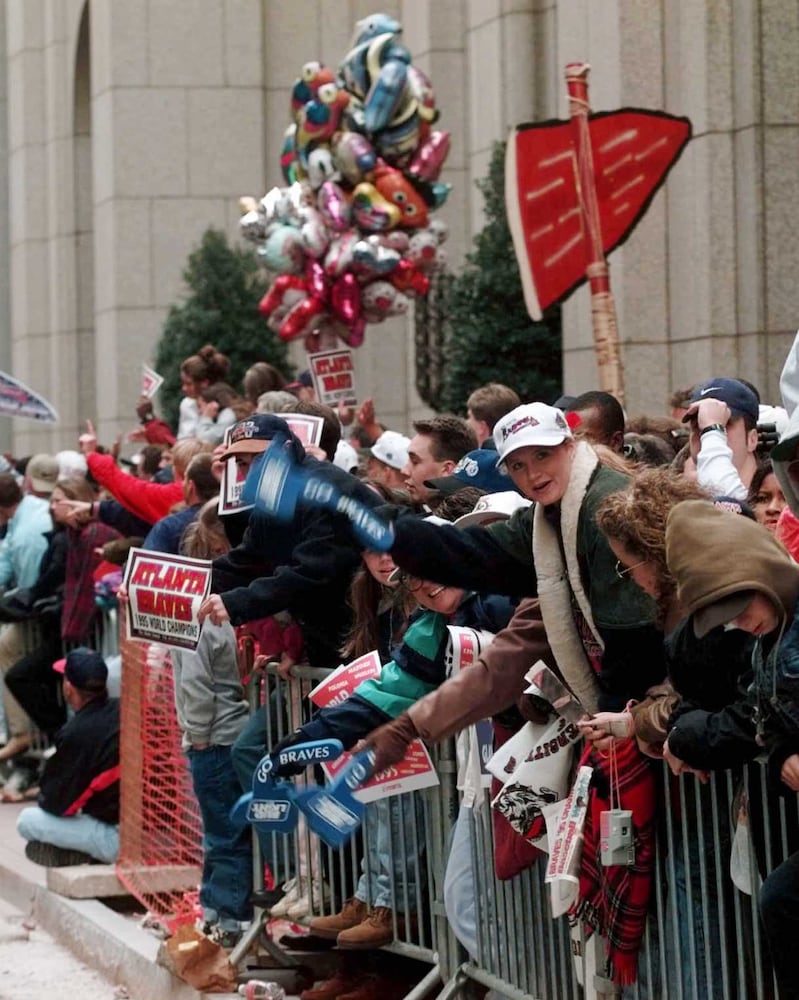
[240,434,394,552]
[295,749,377,849]
[230,738,344,835]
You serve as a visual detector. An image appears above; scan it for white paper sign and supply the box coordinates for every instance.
[123,549,212,651]
[308,350,357,407]
[141,364,164,399]
[310,651,439,802]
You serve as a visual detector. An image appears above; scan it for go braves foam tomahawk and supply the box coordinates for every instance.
[506,63,692,404]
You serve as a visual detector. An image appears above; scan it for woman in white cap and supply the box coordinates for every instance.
[368,401,665,985]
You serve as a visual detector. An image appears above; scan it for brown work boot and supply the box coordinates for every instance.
[300,966,365,1000]
[308,897,368,940]
[336,906,397,950]
[337,973,409,1000]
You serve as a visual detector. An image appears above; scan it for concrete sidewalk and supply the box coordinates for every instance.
[0,801,233,1000]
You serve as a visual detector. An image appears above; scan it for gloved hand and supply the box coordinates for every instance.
[357,713,419,774]
[268,728,310,778]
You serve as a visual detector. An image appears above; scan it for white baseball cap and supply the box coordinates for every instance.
[454,491,533,529]
[370,430,411,471]
[493,403,573,465]
[334,439,359,473]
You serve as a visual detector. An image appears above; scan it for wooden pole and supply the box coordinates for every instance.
[565,63,626,405]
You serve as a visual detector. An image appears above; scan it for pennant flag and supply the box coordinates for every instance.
[0,372,58,423]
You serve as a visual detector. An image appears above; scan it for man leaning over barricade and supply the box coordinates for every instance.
[197,412,384,917]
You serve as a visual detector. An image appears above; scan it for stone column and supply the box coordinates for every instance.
[89,0,266,443]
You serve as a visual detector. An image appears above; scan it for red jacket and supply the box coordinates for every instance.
[87,452,183,525]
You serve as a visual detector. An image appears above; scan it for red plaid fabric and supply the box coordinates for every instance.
[572,738,657,985]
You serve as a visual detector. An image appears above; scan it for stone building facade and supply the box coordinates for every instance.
[1,0,798,452]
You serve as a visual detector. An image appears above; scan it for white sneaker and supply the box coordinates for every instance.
[269,877,303,917]
[285,880,331,921]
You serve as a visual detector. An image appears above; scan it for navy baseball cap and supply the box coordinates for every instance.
[219,414,291,460]
[424,449,515,496]
[53,647,108,691]
[683,379,759,423]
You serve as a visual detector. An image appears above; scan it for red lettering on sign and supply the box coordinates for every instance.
[130,561,207,595]
[137,588,193,621]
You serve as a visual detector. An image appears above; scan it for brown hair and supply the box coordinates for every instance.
[593,443,637,476]
[181,498,231,559]
[625,415,687,456]
[53,476,95,503]
[243,362,287,404]
[200,382,253,420]
[341,490,417,660]
[595,468,709,612]
[466,383,521,431]
[432,486,486,519]
[669,385,696,411]
[171,438,212,479]
[184,454,220,504]
[0,474,22,508]
[281,399,341,461]
[181,344,230,386]
[412,416,477,464]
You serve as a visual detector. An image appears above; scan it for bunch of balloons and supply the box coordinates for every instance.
[239,12,450,352]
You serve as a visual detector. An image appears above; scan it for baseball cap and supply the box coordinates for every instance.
[334,439,359,473]
[55,450,88,479]
[682,379,759,424]
[285,369,314,394]
[52,647,108,691]
[219,414,289,460]
[370,430,411,471]
[693,591,755,638]
[454,491,532,528]
[26,453,59,495]
[493,403,573,466]
[425,449,514,496]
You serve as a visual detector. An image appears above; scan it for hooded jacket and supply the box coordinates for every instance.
[666,500,799,780]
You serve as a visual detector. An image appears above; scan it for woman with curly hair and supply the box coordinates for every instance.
[593,467,710,632]
[589,469,761,999]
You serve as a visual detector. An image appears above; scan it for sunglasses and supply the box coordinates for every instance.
[615,558,646,580]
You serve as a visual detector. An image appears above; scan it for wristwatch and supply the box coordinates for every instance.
[700,423,727,436]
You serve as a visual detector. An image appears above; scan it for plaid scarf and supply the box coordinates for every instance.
[572,737,657,985]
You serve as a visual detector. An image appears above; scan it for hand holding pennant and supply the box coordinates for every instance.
[241,433,395,551]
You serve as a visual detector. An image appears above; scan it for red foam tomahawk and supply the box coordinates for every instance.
[506,63,692,403]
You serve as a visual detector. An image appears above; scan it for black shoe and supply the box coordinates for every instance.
[249,887,286,909]
[24,840,98,867]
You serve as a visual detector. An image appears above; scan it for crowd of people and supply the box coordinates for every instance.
[5,337,799,997]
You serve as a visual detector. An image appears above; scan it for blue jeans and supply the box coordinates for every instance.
[188,745,253,927]
[17,806,119,863]
[761,849,799,1000]
[231,703,291,884]
[357,795,423,912]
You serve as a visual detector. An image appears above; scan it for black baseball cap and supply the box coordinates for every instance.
[52,648,108,691]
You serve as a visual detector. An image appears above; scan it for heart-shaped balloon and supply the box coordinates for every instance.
[352,237,400,275]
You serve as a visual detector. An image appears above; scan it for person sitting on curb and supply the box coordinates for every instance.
[16,648,120,867]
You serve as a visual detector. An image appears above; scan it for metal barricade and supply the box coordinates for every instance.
[232,660,463,983]
[155,644,798,1000]
[453,761,796,1000]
